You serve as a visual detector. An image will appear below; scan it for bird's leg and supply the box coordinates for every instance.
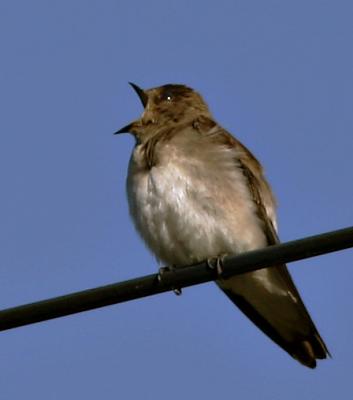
[157,265,182,296]
[207,254,227,277]
[157,265,172,279]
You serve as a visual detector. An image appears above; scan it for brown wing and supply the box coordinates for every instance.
[211,125,329,368]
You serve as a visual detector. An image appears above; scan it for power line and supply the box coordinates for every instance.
[1,226,353,332]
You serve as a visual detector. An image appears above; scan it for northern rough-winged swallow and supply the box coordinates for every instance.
[115,83,329,368]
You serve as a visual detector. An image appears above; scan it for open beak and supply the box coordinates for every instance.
[114,82,147,135]
[113,122,135,134]
[128,82,148,107]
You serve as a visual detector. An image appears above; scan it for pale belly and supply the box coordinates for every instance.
[125,145,312,351]
[126,154,267,267]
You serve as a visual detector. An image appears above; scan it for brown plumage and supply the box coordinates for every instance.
[115,83,330,368]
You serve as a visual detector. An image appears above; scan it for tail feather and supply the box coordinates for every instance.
[218,266,330,368]
[292,335,330,368]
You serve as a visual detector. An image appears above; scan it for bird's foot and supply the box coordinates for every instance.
[158,265,182,296]
[157,265,172,281]
[207,254,227,277]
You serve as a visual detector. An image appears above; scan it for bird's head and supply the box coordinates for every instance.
[115,83,210,140]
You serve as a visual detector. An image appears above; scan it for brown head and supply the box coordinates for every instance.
[114,83,211,140]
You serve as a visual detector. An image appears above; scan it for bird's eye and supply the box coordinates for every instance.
[161,92,173,102]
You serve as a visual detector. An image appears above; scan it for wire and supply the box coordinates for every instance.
[0,226,352,332]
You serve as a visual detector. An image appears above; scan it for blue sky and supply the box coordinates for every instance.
[0,1,352,398]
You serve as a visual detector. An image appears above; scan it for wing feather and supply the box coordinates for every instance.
[208,123,329,367]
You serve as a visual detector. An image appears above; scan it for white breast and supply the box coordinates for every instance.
[126,141,267,267]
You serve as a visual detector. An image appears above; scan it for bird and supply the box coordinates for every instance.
[114,82,329,368]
